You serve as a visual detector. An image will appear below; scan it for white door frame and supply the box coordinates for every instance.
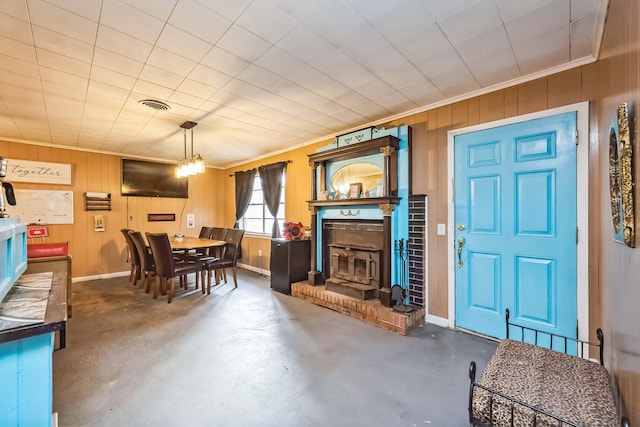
[445,101,590,343]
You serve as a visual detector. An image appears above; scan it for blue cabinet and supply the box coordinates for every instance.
[0,218,27,302]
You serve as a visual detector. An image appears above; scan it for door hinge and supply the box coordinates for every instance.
[575,130,579,145]
[576,227,578,244]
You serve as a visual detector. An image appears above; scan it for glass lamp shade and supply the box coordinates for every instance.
[193,154,205,173]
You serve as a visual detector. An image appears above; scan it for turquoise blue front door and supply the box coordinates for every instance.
[454,112,577,341]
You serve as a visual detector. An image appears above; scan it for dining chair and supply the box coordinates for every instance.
[146,232,204,303]
[179,226,218,261]
[120,228,140,286]
[128,230,156,294]
[201,228,244,294]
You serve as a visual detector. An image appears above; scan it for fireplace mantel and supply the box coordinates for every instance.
[307,196,400,209]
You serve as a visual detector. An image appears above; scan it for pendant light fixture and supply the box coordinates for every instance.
[176,121,206,178]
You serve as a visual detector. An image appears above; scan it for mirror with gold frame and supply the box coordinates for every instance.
[609,102,635,247]
[330,162,384,197]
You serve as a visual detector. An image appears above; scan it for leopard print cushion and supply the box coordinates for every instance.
[472,340,619,427]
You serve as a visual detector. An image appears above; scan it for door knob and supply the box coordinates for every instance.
[457,224,465,231]
[457,236,465,267]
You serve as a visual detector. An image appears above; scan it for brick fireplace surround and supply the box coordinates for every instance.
[292,282,425,335]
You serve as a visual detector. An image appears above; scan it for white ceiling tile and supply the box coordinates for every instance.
[428,66,480,97]
[199,47,250,77]
[570,14,597,60]
[146,47,197,77]
[177,78,218,100]
[505,1,569,45]
[0,71,41,92]
[236,1,299,44]
[119,0,177,21]
[100,1,164,44]
[236,65,280,90]
[36,48,91,77]
[350,0,423,23]
[414,46,466,77]
[90,65,137,90]
[512,26,569,65]
[95,26,153,61]
[0,2,29,20]
[0,12,33,45]
[495,0,556,22]
[32,25,94,63]
[422,0,481,21]
[465,50,521,86]
[0,53,39,79]
[276,26,332,64]
[195,0,252,22]
[28,0,98,42]
[39,65,88,90]
[216,80,261,100]
[216,25,272,63]
[286,64,349,100]
[138,64,184,89]
[43,0,102,21]
[168,91,205,109]
[156,24,213,62]
[0,36,37,66]
[571,0,598,20]
[253,46,303,76]
[188,64,232,89]
[92,47,145,78]
[455,25,511,63]
[168,0,231,43]
[305,0,367,41]
[131,79,175,101]
[438,0,503,45]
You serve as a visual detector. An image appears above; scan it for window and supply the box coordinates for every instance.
[240,173,285,235]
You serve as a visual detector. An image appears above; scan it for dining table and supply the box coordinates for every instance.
[169,236,225,251]
[169,236,227,288]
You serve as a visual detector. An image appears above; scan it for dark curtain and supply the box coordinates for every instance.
[258,161,287,238]
[234,168,256,228]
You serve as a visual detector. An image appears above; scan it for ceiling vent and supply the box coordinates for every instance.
[138,99,170,111]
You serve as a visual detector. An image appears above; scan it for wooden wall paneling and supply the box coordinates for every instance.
[70,150,89,277]
[467,97,480,126]
[517,79,548,115]
[433,105,452,318]
[425,109,440,317]
[548,68,582,108]
[478,90,506,123]
[105,155,124,273]
[504,86,518,118]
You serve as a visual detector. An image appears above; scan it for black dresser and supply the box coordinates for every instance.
[270,238,310,295]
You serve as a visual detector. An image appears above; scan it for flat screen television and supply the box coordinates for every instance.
[121,159,188,198]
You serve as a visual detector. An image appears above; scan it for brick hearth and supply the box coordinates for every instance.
[292,282,425,336]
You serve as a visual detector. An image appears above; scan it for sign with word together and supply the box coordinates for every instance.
[4,159,72,185]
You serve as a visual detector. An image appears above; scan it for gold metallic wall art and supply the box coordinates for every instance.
[609,102,636,247]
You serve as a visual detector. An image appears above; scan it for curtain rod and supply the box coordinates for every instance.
[229,160,292,177]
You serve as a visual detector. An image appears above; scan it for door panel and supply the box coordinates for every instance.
[455,112,577,341]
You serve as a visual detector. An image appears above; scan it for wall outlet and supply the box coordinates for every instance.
[437,223,446,235]
[128,215,134,222]
[258,250,262,257]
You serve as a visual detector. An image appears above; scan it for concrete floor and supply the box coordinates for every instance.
[53,269,497,427]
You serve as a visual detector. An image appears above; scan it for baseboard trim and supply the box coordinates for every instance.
[72,271,129,283]
[237,262,270,277]
[425,314,449,328]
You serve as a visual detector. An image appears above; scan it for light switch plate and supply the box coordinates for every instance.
[437,223,446,235]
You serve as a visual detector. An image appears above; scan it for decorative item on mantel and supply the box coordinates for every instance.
[84,192,111,211]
